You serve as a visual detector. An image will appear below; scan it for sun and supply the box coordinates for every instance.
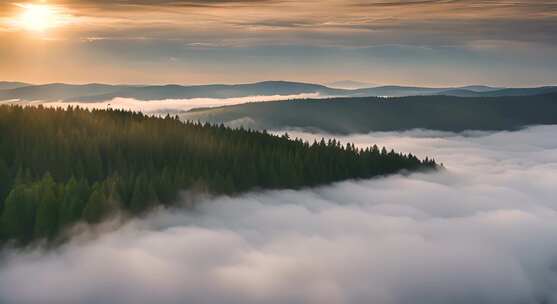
[12,3,69,32]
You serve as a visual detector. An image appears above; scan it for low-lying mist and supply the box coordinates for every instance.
[1,126,557,304]
[0,93,321,114]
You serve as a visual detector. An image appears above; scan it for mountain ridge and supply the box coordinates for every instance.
[1,80,556,102]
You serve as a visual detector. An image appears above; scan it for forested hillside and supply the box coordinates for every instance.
[182,93,557,133]
[0,106,436,244]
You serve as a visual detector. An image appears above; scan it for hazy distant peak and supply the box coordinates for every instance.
[0,81,31,90]
[457,85,500,92]
[253,80,330,88]
[327,80,376,89]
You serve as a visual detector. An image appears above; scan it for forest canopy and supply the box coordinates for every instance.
[0,105,437,244]
[182,93,557,133]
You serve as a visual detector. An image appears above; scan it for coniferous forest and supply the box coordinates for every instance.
[0,105,437,244]
[183,93,557,133]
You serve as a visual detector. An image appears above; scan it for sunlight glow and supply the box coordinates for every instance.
[11,3,70,32]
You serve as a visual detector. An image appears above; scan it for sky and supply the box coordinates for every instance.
[0,0,556,86]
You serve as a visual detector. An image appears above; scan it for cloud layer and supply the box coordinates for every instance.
[2,92,321,114]
[1,125,557,304]
[0,0,556,85]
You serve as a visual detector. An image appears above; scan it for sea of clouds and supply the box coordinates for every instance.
[1,125,557,304]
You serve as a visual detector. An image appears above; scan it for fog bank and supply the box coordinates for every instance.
[1,126,557,304]
[0,93,321,114]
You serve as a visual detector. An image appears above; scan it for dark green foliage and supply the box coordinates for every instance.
[1,185,36,243]
[129,173,159,215]
[82,183,109,224]
[183,93,557,134]
[58,177,82,229]
[33,174,60,240]
[0,159,10,205]
[0,105,436,244]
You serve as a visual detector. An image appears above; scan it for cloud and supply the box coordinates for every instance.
[4,0,556,44]
[1,92,322,113]
[1,125,557,304]
[2,0,557,85]
[61,0,278,8]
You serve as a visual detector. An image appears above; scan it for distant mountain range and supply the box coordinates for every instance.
[182,93,557,133]
[1,81,556,102]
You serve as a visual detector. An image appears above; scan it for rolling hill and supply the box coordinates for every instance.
[1,81,555,102]
[0,82,31,90]
[181,93,557,134]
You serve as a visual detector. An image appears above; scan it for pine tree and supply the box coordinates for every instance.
[1,186,37,243]
[82,183,108,224]
[34,173,61,239]
[59,177,80,230]
[0,159,11,205]
[129,173,159,214]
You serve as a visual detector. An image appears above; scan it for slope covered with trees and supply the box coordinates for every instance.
[182,93,557,134]
[0,105,437,244]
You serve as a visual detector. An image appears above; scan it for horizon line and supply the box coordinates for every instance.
[1,80,556,89]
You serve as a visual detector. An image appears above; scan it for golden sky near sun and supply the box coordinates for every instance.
[10,3,65,31]
[2,0,555,39]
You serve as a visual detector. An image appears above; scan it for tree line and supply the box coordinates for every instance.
[0,105,437,244]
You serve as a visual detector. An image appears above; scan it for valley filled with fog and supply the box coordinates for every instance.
[1,125,556,304]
